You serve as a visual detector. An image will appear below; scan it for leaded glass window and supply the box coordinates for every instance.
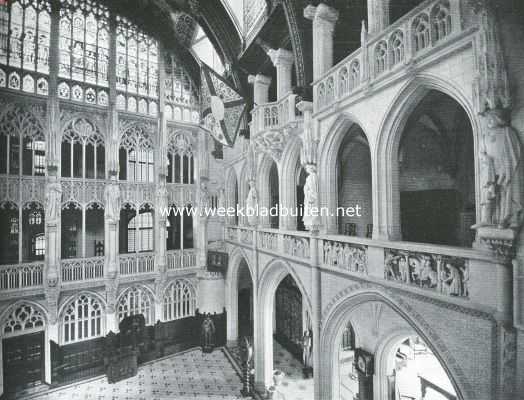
[116,16,158,100]
[62,293,103,344]
[164,53,198,122]
[59,0,109,86]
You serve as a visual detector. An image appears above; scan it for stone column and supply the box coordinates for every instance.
[304,3,339,80]
[104,173,120,279]
[45,171,61,288]
[310,231,322,400]
[154,177,168,274]
[268,49,294,100]
[248,74,272,105]
[367,0,390,35]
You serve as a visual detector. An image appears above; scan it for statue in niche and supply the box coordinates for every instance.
[302,329,313,378]
[155,179,168,213]
[480,107,523,229]
[477,150,497,226]
[45,177,62,225]
[246,179,258,226]
[198,180,210,210]
[303,164,319,230]
[104,175,120,224]
[201,314,216,353]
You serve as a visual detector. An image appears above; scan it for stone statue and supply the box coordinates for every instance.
[198,180,210,210]
[201,314,216,353]
[246,179,258,226]
[302,329,313,378]
[303,164,319,230]
[477,150,497,226]
[218,188,226,209]
[155,181,168,214]
[104,179,120,224]
[45,178,62,225]
[481,107,523,228]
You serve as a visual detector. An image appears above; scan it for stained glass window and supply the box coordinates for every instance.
[0,0,51,76]
[59,0,109,86]
[116,16,158,99]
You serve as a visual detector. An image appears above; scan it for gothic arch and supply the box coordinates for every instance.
[0,300,48,338]
[318,113,373,234]
[57,290,107,319]
[257,154,280,228]
[374,74,481,240]
[256,258,312,388]
[225,246,256,343]
[116,284,156,325]
[280,137,302,230]
[59,112,107,141]
[319,284,473,400]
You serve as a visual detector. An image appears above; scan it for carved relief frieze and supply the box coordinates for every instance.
[323,240,367,274]
[384,249,469,298]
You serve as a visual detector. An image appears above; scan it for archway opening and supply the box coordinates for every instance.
[386,335,457,400]
[61,202,82,259]
[22,202,45,262]
[270,274,313,399]
[398,90,475,247]
[337,321,360,399]
[269,161,279,229]
[337,125,372,237]
[237,259,253,339]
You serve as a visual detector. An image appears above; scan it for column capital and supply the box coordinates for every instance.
[268,48,294,68]
[296,100,313,113]
[304,3,339,26]
[248,74,272,87]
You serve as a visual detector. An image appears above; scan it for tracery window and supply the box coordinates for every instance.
[31,233,45,256]
[431,1,452,42]
[127,211,153,252]
[164,53,198,123]
[119,124,154,182]
[61,293,103,344]
[412,13,431,52]
[116,16,158,116]
[389,30,405,66]
[0,0,51,94]
[163,280,196,321]
[3,303,45,336]
[29,211,42,225]
[117,285,153,325]
[0,105,46,176]
[167,133,194,184]
[374,41,388,75]
[59,0,109,86]
[61,118,105,179]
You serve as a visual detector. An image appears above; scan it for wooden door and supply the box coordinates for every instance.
[3,331,44,394]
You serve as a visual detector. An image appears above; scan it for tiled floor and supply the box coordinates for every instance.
[32,348,250,400]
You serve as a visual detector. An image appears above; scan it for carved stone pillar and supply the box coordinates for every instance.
[309,231,322,400]
[46,0,60,168]
[45,170,61,288]
[304,3,339,80]
[367,0,390,35]
[268,49,294,100]
[197,177,210,268]
[248,74,272,105]
[155,176,168,274]
[104,173,120,278]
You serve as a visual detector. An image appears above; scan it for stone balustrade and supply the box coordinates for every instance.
[61,256,104,282]
[166,249,197,270]
[251,93,299,135]
[313,0,463,113]
[0,262,44,290]
[226,226,510,312]
[119,252,155,276]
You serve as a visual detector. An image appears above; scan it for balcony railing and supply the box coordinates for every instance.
[251,93,299,135]
[0,262,44,290]
[166,249,197,270]
[61,256,105,282]
[119,252,155,276]
[313,0,463,113]
[226,225,508,308]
